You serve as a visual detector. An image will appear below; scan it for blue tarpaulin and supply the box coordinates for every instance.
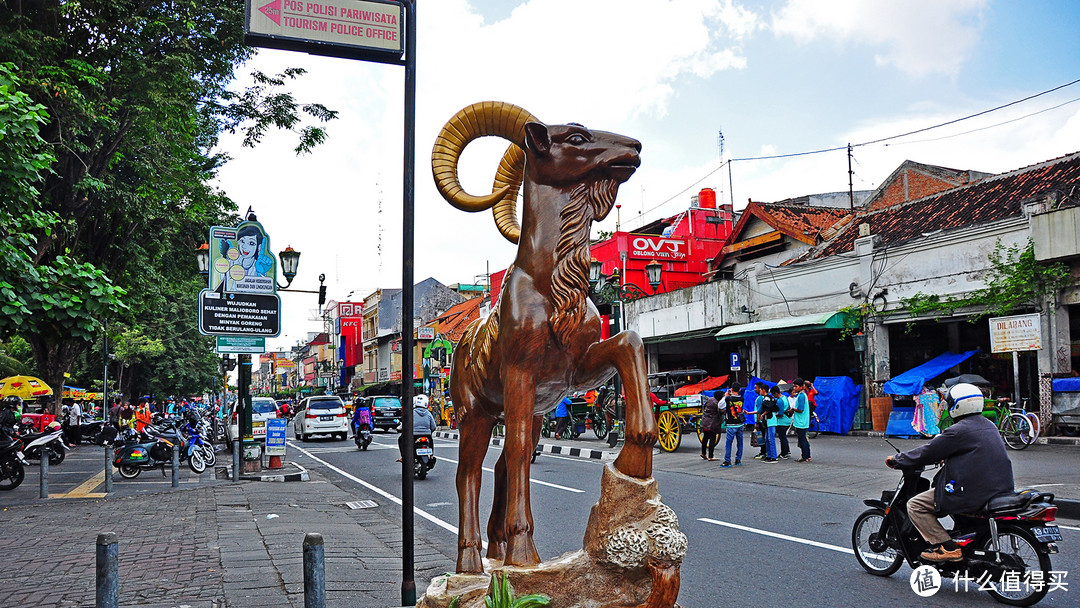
[813,376,861,435]
[1052,378,1080,392]
[882,350,979,396]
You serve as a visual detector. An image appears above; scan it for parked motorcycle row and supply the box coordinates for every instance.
[0,409,219,491]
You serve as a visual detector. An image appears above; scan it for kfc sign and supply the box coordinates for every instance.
[629,236,687,260]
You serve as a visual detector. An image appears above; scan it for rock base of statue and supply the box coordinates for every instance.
[418,463,686,608]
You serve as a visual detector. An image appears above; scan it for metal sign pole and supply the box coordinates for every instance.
[400,2,417,605]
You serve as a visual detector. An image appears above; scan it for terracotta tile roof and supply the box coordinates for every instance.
[755,202,850,242]
[816,151,1080,258]
[712,200,850,266]
[428,296,483,342]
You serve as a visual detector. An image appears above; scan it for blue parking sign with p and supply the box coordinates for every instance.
[730,352,741,371]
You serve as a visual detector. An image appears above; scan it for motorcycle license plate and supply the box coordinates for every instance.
[16,451,24,460]
[416,448,433,456]
[1032,526,1063,542]
[320,415,333,422]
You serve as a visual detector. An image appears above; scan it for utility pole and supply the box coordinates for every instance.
[848,143,855,211]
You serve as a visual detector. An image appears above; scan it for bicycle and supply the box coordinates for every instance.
[938,398,1035,450]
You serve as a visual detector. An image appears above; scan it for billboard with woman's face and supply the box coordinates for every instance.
[208,221,277,294]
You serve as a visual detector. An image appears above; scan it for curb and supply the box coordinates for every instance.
[218,462,310,482]
[433,430,616,462]
[1056,498,1080,520]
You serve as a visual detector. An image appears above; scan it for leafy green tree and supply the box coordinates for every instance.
[0,1,335,411]
[901,239,1070,321]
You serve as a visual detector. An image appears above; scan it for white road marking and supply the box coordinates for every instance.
[1058,524,1080,531]
[436,455,584,494]
[287,441,474,544]
[699,517,854,555]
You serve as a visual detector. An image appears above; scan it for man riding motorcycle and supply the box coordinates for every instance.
[398,394,438,461]
[885,382,1014,562]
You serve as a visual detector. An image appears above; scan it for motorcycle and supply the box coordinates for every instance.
[353,420,373,451]
[853,442,1060,606]
[20,426,66,466]
[0,435,27,490]
[413,434,436,480]
[113,423,206,478]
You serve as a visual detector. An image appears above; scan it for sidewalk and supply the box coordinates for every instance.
[0,467,454,608]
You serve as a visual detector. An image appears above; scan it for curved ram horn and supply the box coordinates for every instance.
[431,101,538,243]
[490,143,525,243]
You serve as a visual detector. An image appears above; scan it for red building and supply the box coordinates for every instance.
[590,188,734,294]
[488,188,734,317]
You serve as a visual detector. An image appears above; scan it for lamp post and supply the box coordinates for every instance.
[588,258,661,446]
[196,215,307,474]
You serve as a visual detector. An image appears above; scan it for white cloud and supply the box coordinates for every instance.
[770,0,988,77]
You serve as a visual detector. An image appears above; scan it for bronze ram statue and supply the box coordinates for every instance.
[432,101,658,573]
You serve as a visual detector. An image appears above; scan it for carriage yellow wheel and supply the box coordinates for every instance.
[696,421,704,444]
[657,410,682,452]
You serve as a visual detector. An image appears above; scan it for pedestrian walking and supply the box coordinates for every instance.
[761,386,781,462]
[109,398,121,428]
[774,382,793,459]
[720,384,745,467]
[699,393,722,461]
[752,382,768,460]
[66,400,83,446]
[790,378,812,462]
[119,400,135,431]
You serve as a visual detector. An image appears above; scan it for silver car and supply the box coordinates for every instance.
[226,396,280,450]
[293,396,348,441]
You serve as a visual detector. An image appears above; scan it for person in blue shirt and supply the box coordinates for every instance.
[788,377,812,462]
[773,383,793,459]
[760,386,781,462]
[751,383,768,460]
[554,396,571,440]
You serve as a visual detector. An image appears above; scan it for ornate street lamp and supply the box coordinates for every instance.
[589,258,603,288]
[279,245,301,286]
[645,259,663,293]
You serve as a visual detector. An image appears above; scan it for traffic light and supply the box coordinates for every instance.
[318,284,327,308]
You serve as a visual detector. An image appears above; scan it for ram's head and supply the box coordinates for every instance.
[432,102,641,244]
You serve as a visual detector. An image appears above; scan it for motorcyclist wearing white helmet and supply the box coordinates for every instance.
[886,383,1014,562]
[398,394,438,461]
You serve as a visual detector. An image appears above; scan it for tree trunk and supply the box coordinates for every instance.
[27,337,86,415]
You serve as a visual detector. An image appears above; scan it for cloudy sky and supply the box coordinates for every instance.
[212,0,1080,350]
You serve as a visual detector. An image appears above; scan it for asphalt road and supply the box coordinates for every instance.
[9,427,1080,606]
[292,429,1080,607]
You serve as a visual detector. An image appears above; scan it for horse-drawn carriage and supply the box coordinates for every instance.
[651,369,717,452]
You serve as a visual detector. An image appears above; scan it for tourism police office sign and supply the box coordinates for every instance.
[245,0,403,61]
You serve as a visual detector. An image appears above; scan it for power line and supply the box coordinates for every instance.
[636,77,1080,224]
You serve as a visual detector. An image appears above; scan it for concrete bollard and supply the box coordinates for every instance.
[96,532,119,608]
[171,444,179,488]
[303,533,326,608]
[39,446,49,499]
[104,445,113,494]
[232,441,240,482]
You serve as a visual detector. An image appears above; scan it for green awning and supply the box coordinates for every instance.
[715,311,850,341]
[643,328,722,344]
